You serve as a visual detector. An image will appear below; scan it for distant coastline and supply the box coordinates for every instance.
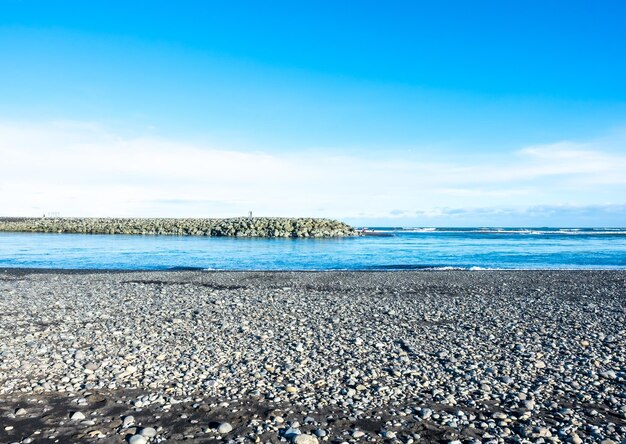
[0,217,357,238]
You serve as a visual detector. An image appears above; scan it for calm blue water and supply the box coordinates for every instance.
[1,228,626,270]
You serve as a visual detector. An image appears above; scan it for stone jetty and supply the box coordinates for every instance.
[0,217,356,237]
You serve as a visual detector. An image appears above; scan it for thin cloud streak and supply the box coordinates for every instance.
[347,204,626,227]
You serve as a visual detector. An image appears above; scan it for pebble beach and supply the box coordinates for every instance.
[1,270,625,443]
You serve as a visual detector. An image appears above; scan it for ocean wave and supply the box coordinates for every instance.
[391,228,626,235]
[553,230,626,235]
[363,264,502,271]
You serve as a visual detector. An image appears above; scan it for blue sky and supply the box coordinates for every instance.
[1,1,626,225]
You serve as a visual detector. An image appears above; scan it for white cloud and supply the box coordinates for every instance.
[515,142,626,179]
[1,120,625,222]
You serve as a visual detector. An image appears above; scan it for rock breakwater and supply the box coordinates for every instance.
[0,217,356,237]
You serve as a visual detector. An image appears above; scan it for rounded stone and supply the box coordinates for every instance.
[522,400,536,410]
[383,430,397,439]
[85,362,99,371]
[420,408,433,419]
[139,427,157,437]
[295,435,319,444]
[128,435,147,444]
[217,422,233,434]
[284,427,301,439]
[70,411,86,421]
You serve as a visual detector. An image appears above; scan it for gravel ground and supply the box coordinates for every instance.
[0,270,625,444]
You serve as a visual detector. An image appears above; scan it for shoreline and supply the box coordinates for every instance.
[3,267,626,275]
[1,270,625,443]
[0,267,626,278]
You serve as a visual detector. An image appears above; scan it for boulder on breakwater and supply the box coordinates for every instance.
[0,217,357,238]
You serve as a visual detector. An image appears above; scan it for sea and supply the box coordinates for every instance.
[1,227,626,270]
